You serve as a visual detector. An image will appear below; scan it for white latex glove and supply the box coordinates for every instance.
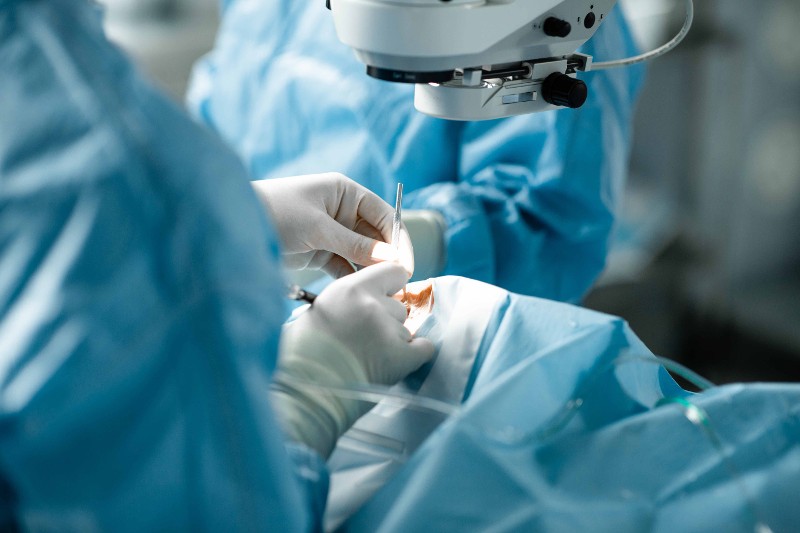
[403,209,447,281]
[270,262,435,458]
[252,173,414,278]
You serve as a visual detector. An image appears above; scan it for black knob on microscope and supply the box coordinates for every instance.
[543,17,572,38]
[541,73,588,108]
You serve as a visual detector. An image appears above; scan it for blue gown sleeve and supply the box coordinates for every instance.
[404,8,645,302]
[0,0,325,529]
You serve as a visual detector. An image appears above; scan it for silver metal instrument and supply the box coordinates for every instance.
[392,183,403,256]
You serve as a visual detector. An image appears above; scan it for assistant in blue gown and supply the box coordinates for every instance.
[188,0,645,302]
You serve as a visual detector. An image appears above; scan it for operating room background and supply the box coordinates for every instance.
[98,0,800,384]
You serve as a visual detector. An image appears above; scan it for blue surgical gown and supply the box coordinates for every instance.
[188,1,645,302]
[0,0,325,529]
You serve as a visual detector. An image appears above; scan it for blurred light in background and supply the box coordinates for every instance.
[97,0,218,99]
[761,1,800,83]
[746,119,800,215]
[620,0,674,50]
[589,0,800,384]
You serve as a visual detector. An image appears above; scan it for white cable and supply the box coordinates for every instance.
[278,373,461,416]
[592,0,694,70]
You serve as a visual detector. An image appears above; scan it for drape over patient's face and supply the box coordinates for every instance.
[327,276,800,532]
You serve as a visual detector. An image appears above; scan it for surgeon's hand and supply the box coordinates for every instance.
[252,173,414,278]
[297,262,433,385]
[270,262,435,458]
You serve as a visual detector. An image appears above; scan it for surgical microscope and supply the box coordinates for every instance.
[327,0,693,121]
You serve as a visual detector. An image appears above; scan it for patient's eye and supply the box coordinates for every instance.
[400,282,434,335]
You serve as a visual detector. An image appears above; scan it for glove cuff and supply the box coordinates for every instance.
[270,326,370,458]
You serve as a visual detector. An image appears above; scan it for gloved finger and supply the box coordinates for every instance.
[324,219,386,267]
[354,188,396,242]
[364,227,414,276]
[353,197,413,263]
[382,296,409,323]
[369,241,400,265]
[397,322,413,342]
[404,337,436,371]
[398,227,414,277]
[351,262,408,297]
[353,219,400,269]
[322,254,357,279]
[353,218,383,242]
[299,249,336,271]
[283,251,316,270]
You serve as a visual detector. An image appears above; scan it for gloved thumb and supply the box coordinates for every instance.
[351,261,409,297]
[406,337,436,370]
[369,229,415,276]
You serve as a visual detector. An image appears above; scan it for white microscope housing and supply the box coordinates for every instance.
[329,0,616,120]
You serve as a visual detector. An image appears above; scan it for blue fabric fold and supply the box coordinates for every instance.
[0,1,325,529]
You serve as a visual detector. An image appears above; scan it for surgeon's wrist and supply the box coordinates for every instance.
[404,209,446,281]
[271,325,370,458]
